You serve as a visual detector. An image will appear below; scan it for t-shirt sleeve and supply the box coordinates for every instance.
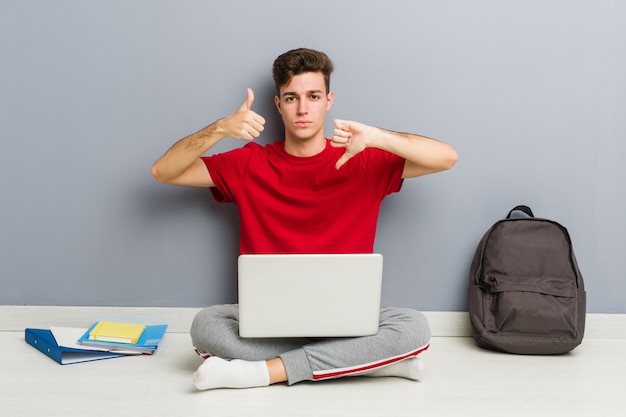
[362,149,405,198]
[201,145,253,203]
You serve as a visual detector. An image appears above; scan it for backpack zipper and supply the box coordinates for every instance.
[479,276,496,292]
[479,276,500,312]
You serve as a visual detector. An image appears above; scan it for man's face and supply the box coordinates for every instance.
[274,71,334,143]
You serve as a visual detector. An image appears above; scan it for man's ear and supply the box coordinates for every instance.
[326,91,334,111]
[274,95,281,114]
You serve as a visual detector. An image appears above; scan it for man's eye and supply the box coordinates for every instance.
[286,97,296,102]
[310,95,320,100]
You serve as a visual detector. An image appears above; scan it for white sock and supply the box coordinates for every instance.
[364,357,424,380]
[193,357,270,390]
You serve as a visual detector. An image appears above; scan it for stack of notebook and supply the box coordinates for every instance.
[25,321,168,365]
[77,321,168,353]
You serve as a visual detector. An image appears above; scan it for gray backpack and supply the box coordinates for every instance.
[468,205,586,354]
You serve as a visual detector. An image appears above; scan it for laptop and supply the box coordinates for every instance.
[238,254,383,338]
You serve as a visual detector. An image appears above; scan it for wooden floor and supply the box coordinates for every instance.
[2,308,625,417]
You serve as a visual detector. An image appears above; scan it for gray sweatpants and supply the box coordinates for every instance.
[190,304,431,385]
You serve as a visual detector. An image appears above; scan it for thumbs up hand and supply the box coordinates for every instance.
[221,88,266,140]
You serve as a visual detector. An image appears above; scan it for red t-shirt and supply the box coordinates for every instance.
[202,140,404,254]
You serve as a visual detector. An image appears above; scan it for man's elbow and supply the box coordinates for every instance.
[434,145,458,172]
[151,162,170,184]
[444,146,458,170]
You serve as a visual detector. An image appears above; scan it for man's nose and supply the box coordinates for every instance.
[297,100,308,114]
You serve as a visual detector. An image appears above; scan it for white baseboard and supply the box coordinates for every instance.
[1,305,624,338]
[0,306,199,333]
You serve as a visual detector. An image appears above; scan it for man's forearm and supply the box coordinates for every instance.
[151,121,224,184]
[372,129,458,178]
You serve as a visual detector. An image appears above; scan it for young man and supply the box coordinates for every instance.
[152,48,458,390]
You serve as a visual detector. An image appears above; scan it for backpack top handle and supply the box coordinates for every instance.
[506,205,535,219]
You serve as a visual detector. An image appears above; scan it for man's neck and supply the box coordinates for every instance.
[283,135,327,157]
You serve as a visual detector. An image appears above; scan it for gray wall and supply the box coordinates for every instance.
[2,1,624,313]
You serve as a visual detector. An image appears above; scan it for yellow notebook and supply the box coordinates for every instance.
[88,321,146,344]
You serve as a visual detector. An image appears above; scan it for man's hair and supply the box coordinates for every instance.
[272,48,334,94]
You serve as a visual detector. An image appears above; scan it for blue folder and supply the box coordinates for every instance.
[25,328,127,365]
